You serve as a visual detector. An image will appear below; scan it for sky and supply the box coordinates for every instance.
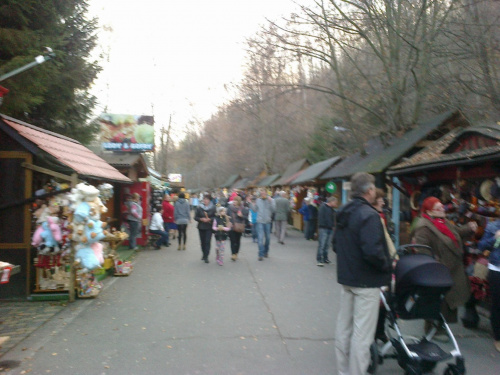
[88,0,303,140]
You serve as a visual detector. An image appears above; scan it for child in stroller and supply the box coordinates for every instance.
[369,244,465,375]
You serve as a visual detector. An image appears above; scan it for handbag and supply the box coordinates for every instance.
[233,222,245,233]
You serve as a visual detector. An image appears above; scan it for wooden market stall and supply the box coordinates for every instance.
[387,122,500,322]
[0,114,131,300]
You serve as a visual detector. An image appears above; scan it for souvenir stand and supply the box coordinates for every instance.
[0,115,131,301]
[388,123,500,325]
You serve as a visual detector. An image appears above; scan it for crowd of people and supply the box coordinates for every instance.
[122,174,500,373]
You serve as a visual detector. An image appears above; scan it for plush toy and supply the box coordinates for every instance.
[73,201,91,223]
[91,242,104,265]
[82,219,107,244]
[32,217,62,248]
[75,245,101,270]
[88,197,107,221]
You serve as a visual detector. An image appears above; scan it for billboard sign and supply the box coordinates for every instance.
[99,113,154,152]
[168,173,182,183]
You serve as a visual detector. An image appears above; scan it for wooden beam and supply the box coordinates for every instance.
[21,162,74,182]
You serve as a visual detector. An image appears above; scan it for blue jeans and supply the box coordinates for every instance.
[129,220,140,249]
[150,229,169,246]
[256,222,271,257]
[251,223,258,241]
[317,228,333,262]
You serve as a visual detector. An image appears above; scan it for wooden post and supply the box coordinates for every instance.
[68,173,78,302]
[391,177,401,249]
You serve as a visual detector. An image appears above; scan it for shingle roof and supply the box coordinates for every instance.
[349,111,466,175]
[272,159,309,186]
[1,114,131,183]
[292,156,342,185]
[388,125,500,175]
[320,111,468,180]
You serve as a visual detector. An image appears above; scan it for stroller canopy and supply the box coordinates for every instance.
[396,254,453,290]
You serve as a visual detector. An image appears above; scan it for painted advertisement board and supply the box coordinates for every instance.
[99,113,154,152]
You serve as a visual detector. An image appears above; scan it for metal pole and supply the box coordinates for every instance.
[392,177,401,248]
[0,50,56,82]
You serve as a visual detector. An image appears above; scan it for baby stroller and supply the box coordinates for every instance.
[369,244,465,375]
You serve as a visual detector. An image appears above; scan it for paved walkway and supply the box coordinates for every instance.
[0,302,66,357]
[0,224,498,374]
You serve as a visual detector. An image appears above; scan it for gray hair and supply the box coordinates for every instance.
[280,190,287,197]
[350,172,375,197]
[327,196,338,203]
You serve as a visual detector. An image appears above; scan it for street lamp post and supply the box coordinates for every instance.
[0,48,56,83]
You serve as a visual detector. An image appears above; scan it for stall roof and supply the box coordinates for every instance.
[232,177,252,190]
[98,153,144,168]
[320,138,385,180]
[258,174,281,187]
[292,156,342,185]
[220,174,241,188]
[271,158,310,186]
[388,125,500,175]
[0,114,131,183]
[320,110,468,180]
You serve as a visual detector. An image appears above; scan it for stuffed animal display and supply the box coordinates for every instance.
[69,183,109,270]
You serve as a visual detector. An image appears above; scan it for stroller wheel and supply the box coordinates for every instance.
[421,360,438,373]
[367,342,379,374]
[443,364,463,375]
[404,364,422,375]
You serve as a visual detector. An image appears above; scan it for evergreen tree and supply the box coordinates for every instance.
[306,117,357,163]
[0,0,101,144]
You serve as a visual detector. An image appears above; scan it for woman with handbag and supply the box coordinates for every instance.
[227,196,249,261]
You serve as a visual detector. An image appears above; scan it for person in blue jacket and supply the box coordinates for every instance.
[298,198,311,239]
[478,220,500,352]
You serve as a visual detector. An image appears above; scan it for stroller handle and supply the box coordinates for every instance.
[397,244,434,258]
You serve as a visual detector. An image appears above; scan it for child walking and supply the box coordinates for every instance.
[212,206,231,266]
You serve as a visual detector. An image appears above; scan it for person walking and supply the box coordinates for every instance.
[212,206,231,266]
[334,172,392,375]
[226,196,249,261]
[274,191,290,245]
[127,192,143,250]
[191,194,199,212]
[248,196,258,243]
[298,198,311,239]
[316,196,338,266]
[307,199,318,240]
[161,194,173,246]
[248,188,275,261]
[174,193,191,250]
[149,208,170,249]
[194,194,216,263]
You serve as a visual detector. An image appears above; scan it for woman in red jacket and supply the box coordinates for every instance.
[161,194,174,246]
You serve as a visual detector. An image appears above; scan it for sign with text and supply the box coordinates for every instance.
[168,173,182,183]
[99,113,154,153]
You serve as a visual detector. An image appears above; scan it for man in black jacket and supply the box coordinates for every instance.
[334,172,391,375]
[316,196,338,266]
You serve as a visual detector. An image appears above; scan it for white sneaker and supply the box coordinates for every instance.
[317,262,324,267]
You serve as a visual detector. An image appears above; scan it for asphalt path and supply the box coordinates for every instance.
[1,224,500,374]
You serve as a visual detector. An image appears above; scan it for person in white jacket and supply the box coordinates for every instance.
[149,208,170,249]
